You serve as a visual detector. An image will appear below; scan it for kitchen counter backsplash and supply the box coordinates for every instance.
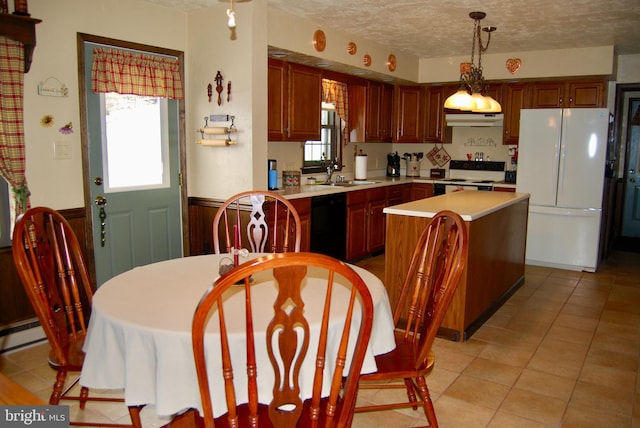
[268,127,514,186]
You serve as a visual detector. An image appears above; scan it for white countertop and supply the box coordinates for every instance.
[383,190,530,221]
[274,176,417,199]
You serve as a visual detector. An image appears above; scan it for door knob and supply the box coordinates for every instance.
[95,196,108,206]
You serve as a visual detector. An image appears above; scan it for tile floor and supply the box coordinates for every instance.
[2,250,639,427]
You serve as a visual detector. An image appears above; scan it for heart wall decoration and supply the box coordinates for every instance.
[506,58,522,75]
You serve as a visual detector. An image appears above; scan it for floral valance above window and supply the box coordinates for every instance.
[91,47,184,100]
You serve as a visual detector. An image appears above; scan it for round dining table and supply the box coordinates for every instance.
[80,253,396,418]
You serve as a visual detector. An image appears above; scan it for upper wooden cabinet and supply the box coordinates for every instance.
[424,85,457,144]
[267,58,288,141]
[267,59,321,141]
[363,82,393,142]
[529,79,606,109]
[502,82,528,146]
[379,84,394,141]
[287,63,322,141]
[395,86,423,143]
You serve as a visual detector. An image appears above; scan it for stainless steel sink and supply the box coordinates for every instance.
[319,180,379,187]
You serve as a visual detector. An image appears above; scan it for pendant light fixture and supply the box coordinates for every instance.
[227,0,236,28]
[444,12,501,113]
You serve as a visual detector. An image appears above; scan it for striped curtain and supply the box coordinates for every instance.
[322,79,349,145]
[0,35,30,217]
[91,47,184,100]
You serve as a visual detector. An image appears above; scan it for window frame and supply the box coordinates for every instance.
[301,104,343,175]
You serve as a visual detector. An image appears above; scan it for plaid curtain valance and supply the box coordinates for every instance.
[91,47,184,100]
[322,79,350,145]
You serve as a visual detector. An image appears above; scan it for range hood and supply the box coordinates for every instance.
[446,113,504,127]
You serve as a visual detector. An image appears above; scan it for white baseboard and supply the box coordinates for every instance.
[0,324,47,353]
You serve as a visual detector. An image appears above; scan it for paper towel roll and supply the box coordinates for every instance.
[355,155,367,180]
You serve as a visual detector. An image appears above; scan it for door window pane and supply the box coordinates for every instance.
[101,93,169,192]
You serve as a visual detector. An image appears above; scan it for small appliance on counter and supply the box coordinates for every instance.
[386,152,400,177]
[268,159,277,190]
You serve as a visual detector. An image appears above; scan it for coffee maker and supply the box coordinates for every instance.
[386,152,400,177]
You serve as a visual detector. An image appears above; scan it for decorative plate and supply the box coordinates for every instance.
[313,30,326,52]
[363,54,372,67]
[506,58,522,75]
[347,42,357,55]
[387,54,396,72]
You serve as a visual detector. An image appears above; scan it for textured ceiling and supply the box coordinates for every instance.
[140,0,640,59]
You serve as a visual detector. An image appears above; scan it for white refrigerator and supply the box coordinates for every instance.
[516,108,609,272]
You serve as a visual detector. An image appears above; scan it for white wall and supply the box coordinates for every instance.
[186,2,266,199]
[616,54,640,84]
[25,0,188,209]
[419,46,616,84]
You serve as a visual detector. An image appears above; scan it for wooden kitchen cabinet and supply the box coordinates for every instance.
[365,81,381,141]
[387,184,412,207]
[365,81,394,142]
[267,58,288,141]
[288,63,322,141]
[346,188,386,260]
[411,183,434,200]
[267,59,321,141]
[395,86,423,143]
[423,85,456,144]
[502,82,528,145]
[529,79,606,109]
[379,83,394,141]
[288,197,311,251]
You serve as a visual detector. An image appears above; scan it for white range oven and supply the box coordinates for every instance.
[433,160,506,196]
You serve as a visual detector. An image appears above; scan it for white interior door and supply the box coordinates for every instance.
[83,41,183,286]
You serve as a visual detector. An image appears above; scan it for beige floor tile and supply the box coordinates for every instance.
[442,374,510,410]
[552,312,599,332]
[584,347,639,372]
[487,411,551,428]
[433,395,495,428]
[513,368,576,401]
[499,388,567,426]
[570,380,634,416]
[543,323,596,346]
[462,357,523,387]
[477,343,535,368]
[579,361,636,393]
[563,402,632,428]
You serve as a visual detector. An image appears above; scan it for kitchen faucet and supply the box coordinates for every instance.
[324,158,340,183]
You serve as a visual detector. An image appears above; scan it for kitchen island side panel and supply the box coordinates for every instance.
[384,197,529,340]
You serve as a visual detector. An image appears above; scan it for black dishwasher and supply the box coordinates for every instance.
[310,193,346,261]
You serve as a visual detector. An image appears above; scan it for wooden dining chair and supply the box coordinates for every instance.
[354,210,469,428]
[212,190,302,254]
[12,207,142,428]
[192,252,374,428]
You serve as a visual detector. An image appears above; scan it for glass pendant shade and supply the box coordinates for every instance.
[444,89,475,111]
[473,95,501,113]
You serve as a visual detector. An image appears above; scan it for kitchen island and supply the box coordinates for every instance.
[384,190,530,341]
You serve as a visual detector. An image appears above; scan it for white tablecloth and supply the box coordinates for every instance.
[80,254,395,417]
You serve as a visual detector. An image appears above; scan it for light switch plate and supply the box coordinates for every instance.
[54,141,72,160]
